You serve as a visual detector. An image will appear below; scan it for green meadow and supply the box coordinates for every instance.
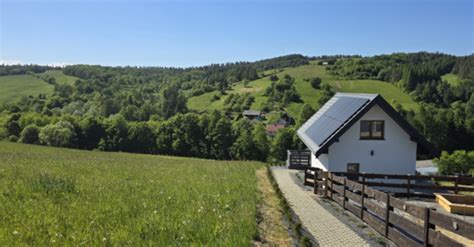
[0,142,263,245]
[188,62,419,117]
[441,73,462,86]
[39,70,79,85]
[0,70,79,106]
[0,75,53,106]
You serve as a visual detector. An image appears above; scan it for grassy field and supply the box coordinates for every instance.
[0,70,79,106]
[0,75,54,106]
[329,80,419,111]
[188,63,419,117]
[441,73,462,86]
[0,142,266,245]
[38,70,79,85]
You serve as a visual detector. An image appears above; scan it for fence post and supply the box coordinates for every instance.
[314,171,318,195]
[360,177,365,219]
[343,178,347,209]
[324,172,329,197]
[423,207,432,246]
[384,194,391,237]
[454,175,459,194]
[330,173,334,200]
[304,168,308,186]
[407,175,411,198]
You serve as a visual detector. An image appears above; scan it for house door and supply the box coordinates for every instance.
[347,163,360,180]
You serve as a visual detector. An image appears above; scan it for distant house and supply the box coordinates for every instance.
[242,110,262,120]
[266,124,286,136]
[276,113,295,126]
[297,93,432,175]
[322,61,329,65]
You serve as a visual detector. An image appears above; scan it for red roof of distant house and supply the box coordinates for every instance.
[266,124,286,134]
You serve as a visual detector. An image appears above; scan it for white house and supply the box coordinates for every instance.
[297,93,431,175]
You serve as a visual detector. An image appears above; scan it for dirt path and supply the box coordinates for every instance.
[254,167,292,246]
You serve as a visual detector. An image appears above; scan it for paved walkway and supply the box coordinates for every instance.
[271,167,370,247]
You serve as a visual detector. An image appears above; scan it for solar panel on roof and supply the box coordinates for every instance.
[302,96,369,146]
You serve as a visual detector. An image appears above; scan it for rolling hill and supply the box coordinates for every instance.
[0,70,79,106]
[188,62,419,118]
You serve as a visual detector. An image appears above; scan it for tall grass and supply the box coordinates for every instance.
[0,142,263,245]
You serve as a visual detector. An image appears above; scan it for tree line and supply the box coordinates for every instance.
[1,109,300,162]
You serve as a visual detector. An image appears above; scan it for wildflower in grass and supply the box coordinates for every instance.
[13,230,19,235]
[102,237,107,242]
[153,210,158,214]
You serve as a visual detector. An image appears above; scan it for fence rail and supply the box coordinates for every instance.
[287,150,311,170]
[304,168,474,246]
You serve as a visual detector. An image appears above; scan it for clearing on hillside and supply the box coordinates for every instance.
[187,62,419,117]
[0,75,53,106]
[0,142,265,245]
[0,70,79,106]
[38,70,79,85]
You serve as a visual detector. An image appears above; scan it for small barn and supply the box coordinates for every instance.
[297,93,431,175]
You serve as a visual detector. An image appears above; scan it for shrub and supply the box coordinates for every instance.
[8,135,18,142]
[434,150,474,175]
[39,121,76,147]
[310,77,322,89]
[19,124,40,144]
[211,94,220,102]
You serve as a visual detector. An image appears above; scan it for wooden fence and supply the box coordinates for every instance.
[305,170,474,198]
[304,169,474,246]
[287,150,311,170]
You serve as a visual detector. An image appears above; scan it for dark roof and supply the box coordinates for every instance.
[297,93,432,157]
[242,110,261,116]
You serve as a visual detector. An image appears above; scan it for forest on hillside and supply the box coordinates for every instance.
[0,52,473,163]
[328,52,474,152]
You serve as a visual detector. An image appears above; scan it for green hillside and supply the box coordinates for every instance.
[0,141,264,245]
[441,73,462,86]
[188,62,419,117]
[0,75,53,105]
[38,69,79,85]
[0,70,79,106]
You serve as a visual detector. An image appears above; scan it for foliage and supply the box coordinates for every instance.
[434,150,474,175]
[0,141,262,245]
[38,121,76,147]
[309,77,321,89]
[223,93,254,112]
[297,104,314,127]
[0,64,57,76]
[160,84,188,119]
[264,74,301,108]
[270,128,296,161]
[19,124,40,144]
[452,54,474,81]
[251,54,309,71]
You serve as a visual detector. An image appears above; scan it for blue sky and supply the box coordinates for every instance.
[1,0,473,67]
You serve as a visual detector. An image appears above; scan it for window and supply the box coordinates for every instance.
[347,163,360,180]
[360,120,384,140]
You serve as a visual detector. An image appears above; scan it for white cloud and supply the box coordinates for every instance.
[0,59,24,65]
[0,59,72,67]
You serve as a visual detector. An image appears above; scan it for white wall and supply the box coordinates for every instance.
[312,153,329,171]
[326,105,417,175]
